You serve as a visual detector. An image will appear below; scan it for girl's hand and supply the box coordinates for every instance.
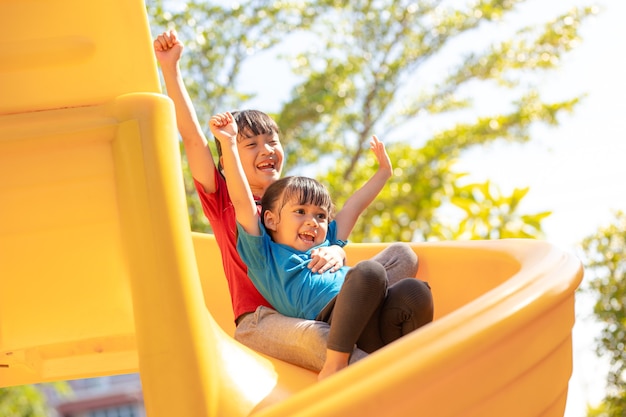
[209,112,238,145]
[153,30,183,66]
[370,135,392,177]
[308,245,346,273]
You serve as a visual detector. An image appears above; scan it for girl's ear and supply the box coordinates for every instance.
[264,210,278,231]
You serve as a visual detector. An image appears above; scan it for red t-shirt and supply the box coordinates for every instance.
[194,169,273,321]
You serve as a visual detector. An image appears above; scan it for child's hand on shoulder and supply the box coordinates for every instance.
[209,112,238,145]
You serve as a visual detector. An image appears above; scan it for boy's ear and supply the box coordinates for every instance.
[218,155,225,172]
[264,210,278,231]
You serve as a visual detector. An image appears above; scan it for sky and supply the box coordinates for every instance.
[237,0,626,415]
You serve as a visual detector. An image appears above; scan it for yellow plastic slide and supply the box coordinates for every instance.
[0,1,583,416]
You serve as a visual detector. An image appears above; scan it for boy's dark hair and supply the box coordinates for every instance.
[214,109,280,172]
[260,176,335,227]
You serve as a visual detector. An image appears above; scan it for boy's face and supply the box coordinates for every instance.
[236,132,284,197]
[264,198,329,252]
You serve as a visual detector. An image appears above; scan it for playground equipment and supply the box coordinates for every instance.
[0,1,583,416]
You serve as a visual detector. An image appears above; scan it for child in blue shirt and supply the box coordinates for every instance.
[211,111,433,380]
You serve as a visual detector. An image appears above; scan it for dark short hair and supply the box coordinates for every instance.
[214,110,280,170]
[261,176,335,227]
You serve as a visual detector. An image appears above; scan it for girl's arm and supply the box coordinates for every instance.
[208,112,261,236]
[334,135,392,241]
[154,30,217,193]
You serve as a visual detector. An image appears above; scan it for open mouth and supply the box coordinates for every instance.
[299,231,316,243]
[257,160,276,172]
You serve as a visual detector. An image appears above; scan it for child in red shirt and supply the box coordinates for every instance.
[154,30,372,370]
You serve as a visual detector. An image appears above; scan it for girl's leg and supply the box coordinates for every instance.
[355,245,432,352]
[317,260,387,379]
[379,278,434,345]
[371,242,419,285]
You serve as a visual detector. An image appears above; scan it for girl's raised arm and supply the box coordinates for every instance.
[209,112,261,236]
[334,135,392,241]
[154,29,217,193]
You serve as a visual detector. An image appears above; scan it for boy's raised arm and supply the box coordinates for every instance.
[334,135,392,241]
[154,30,217,193]
[209,113,261,236]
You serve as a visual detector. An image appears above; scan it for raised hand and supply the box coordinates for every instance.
[370,135,392,177]
[153,29,183,66]
[209,112,238,145]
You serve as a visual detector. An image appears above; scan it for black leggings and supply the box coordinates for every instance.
[316,260,434,354]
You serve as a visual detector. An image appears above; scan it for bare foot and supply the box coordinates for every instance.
[318,349,350,380]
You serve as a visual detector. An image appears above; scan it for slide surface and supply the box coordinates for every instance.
[0,1,583,416]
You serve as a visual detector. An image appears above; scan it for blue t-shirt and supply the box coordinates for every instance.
[236,220,348,320]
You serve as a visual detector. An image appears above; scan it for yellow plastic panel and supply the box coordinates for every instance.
[0,0,160,114]
[0,108,132,353]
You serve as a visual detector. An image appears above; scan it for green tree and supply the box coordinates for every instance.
[581,211,626,416]
[147,0,594,240]
[0,383,69,417]
[437,181,550,240]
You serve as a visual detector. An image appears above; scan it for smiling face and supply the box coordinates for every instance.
[215,110,285,197]
[267,200,329,251]
[261,177,334,252]
[236,131,283,197]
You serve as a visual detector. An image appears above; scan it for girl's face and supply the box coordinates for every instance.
[264,196,329,252]
[236,132,284,197]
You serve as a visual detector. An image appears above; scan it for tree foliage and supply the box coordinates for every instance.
[0,383,69,417]
[582,211,626,416]
[147,0,595,240]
